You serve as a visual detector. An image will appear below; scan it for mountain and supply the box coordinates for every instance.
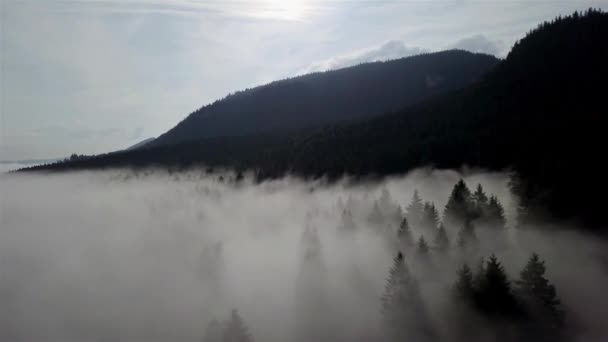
[24,10,608,231]
[151,50,499,147]
[125,137,155,151]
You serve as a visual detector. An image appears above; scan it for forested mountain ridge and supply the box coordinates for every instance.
[151,50,499,147]
[23,10,608,231]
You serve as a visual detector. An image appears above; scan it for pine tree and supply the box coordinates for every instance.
[397,216,414,248]
[405,190,424,227]
[422,202,440,231]
[472,184,489,219]
[487,196,507,229]
[477,255,520,317]
[222,309,253,342]
[454,264,475,303]
[434,224,449,253]
[381,252,433,341]
[443,180,473,230]
[516,253,563,329]
[416,236,430,257]
[378,188,403,224]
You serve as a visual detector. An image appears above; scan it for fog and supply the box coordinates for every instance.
[1,168,607,341]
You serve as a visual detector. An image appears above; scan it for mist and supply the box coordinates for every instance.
[1,168,607,341]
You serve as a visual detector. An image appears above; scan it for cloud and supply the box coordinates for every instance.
[300,40,428,74]
[450,34,505,56]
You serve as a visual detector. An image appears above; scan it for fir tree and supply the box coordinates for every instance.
[405,190,424,227]
[473,184,489,208]
[472,184,489,219]
[454,264,475,304]
[443,180,473,230]
[422,202,440,231]
[381,252,433,341]
[516,253,563,329]
[222,309,253,342]
[477,255,520,317]
[434,223,449,253]
[487,196,507,229]
[397,216,414,248]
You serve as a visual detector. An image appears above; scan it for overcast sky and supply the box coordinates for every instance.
[1,0,605,160]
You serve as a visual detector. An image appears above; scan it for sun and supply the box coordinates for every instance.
[258,0,309,21]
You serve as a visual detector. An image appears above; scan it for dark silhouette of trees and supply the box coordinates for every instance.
[486,196,507,230]
[476,255,521,317]
[451,253,566,340]
[444,180,473,230]
[454,264,475,304]
[516,253,563,340]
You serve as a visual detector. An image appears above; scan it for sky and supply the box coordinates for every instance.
[1,0,606,161]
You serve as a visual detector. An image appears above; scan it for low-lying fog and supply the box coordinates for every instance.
[0,168,607,341]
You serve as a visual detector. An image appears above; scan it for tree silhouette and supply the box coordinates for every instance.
[487,196,507,229]
[434,223,449,253]
[477,255,520,317]
[381,252,433,341]
[444,180,472,230]
[516,253,563,335]
[405,190,424,227]
[397,216,414,248]
[416,236,430,258]
[454,264,475,304]
[472,184,489,219]
[422,201,440,231]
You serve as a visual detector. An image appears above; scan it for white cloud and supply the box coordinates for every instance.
[300,40,427,74]
[450,34,505,57]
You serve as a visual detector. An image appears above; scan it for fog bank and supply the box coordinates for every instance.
[0,169,606,341]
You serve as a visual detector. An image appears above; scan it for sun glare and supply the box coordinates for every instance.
[257,0,310,21]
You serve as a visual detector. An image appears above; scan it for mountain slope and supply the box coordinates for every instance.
[151,50,498,147]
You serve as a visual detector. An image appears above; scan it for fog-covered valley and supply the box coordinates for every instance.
[1,169,607,341]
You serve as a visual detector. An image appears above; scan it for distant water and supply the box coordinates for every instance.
[0,160,58,173]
